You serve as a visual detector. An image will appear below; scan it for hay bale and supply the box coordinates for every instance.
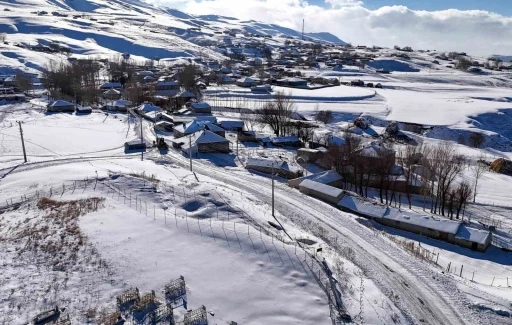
[490,158,512,175]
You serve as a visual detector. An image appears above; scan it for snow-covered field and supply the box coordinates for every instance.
[0,0,512,324]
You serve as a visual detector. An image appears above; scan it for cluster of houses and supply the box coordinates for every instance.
[287,170,492,252]
[0,75,28,102]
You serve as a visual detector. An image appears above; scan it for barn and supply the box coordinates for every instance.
[299,180,344,205]
[174,130,230,154]
[288,170,343,189]
[191,102,212,114]
[47,100,75,112]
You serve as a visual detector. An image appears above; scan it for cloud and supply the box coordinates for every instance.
[145,0,512,55]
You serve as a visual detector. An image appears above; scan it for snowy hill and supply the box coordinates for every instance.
[0,0,344,75]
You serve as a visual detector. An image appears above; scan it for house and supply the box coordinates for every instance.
[47,100,75,112]
[338,195,388,219]
[289,170,343,189]
[351,80,365,86]
[155,121,174,132]
[110,99,132,112]
[220,120,244,131]
[136,70,154,80]
[137,102,161,113]
[237,130,257,142]
[355,143,396,166]
[103,89,121,100]
[272,136,302,147]
[245,158,300,179]
[173,130,230,154]
[276,77,307,88]
[452,225,492,252]
[299,179,345,205]
[173,120,224,138]
[124,140,146,151]
[296,148,323,162]
[236,77,259,88]
[155,80,180,96]
[191,102,211,114]
[76,106,92,114]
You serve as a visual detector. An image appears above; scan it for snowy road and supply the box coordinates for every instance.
[154,149,493,325]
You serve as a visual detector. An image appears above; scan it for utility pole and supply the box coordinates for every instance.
[301,19,305,41]
[140,116,144,161]
[271,163,275,217]
[189,135,193,172]
[236,132,239,157]
[17,121,27,163]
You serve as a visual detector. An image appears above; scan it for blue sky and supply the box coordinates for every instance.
[318,0,512,15]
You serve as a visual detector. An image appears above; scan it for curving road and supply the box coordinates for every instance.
[154,149,490,325]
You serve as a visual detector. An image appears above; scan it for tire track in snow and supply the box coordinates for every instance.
[155,150,483,325]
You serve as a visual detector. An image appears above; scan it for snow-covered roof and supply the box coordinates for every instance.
[338,195,388,219]
[220,120,244,128]
[237,77,258,83]
[137,103,161,112]
[299,179,343,198]
[137,70,154,76]
[175,120,221,134]
[113,99,132,107]
[191,102,211,109]
[295,170,342,185]
[175,90,195,98]
[455,225,491,245]
[49,100,73,107]
[383,209,461,234]
[272,136,300,143]
[179,130,229,151]
[156,81,179,86]
[104,89,120,95]
[246,158,284,169]
[358,144,394,158]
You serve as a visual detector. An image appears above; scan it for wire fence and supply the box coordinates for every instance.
[0,177,348,323]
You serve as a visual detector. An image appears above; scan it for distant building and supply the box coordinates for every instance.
[47,100,75,112]
[190,102,211,114]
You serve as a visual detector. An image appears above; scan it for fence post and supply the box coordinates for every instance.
[164,209,166,224]
[460,265,463,278]
[472,271,475,282]
[491,276,495,286]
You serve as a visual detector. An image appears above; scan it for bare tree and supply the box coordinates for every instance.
[399,144,423,209]
[15,74,33,93]
[178,64,198,93]
[468,132,485,148]
[240,107,258,131]
[258,90,296,136]
[471,155,487,202]
[454,181,472,219]
[0,33,6,43]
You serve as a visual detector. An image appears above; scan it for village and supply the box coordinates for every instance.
[1,1,512,324]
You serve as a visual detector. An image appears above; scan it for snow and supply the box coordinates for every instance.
[191,102,211,109]
[455,225,491,245]
[49,99,73,107]
[299,179,343,197]
[338,195,388,219]
[293,170,342,186]
[384,209,462,234]
[246,157,283,169]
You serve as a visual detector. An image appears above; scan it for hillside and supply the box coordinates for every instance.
[0,0,344,75]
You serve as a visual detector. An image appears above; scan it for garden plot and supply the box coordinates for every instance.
[0,107,135,158]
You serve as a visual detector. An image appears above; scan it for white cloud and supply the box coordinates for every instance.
[145,0,512,55]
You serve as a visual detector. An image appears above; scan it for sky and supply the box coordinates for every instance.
[146,0,512,56]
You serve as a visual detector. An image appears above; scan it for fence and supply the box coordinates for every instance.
[0,176,347,324]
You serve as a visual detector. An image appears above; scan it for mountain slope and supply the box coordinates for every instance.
[0,0,345,74]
